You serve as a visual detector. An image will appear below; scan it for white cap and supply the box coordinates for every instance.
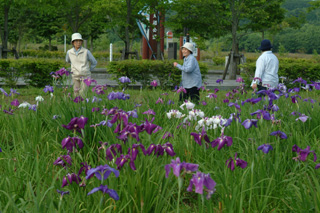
[181,42,194,53]
[71,33,83,42]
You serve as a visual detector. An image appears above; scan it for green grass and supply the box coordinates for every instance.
[1,84,320,212]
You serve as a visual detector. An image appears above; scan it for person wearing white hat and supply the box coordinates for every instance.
[66,33,97,96]
[173,42,202,103]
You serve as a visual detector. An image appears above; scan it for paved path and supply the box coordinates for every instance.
[0,68,242,90]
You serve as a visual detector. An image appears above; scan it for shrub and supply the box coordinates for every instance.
[0,59,67,87]
[107,59,208,89]
[240,58,320,87]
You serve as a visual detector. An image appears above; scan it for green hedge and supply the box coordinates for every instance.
[0,59,67,87]
[240,58,320,87]
[20,50,122,61]
[107,59,208,89]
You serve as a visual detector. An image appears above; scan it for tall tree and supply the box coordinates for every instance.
[0,0,12,58]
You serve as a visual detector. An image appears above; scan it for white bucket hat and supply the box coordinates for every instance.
[181,42,194,53]
[71,33,83,42]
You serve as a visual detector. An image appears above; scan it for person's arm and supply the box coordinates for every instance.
[66,51,71,63]
[87,50,97,71]
[175,56,196,73]
[251,57,264,89]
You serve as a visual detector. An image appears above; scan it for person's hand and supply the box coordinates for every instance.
[252,83,257,91]
[173,62,178,67]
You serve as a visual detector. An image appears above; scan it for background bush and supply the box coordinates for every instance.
[107,59,208,89]
[0,59,66,87]
[240,58,320,87]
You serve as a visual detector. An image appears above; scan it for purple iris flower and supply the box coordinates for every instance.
[156,98,163,104]
[303,98,316,104]
[43,85,54,93]
[106,144,123,161]
[187,172,216,199]
[164,157,199,178]
[115,154,136,170]
[228,102,241,112]
[167,100,174,105]
[291,95,301,103]
[0,148,2,152]
[162,142,176,156]
[296,114,309,123]
[201,101,207,105]
[177,86,187,94]
[56,189,69,197]
[128,144,147,160]
[62,173,81,187]
[190,127,211,146]
[127,109,138,118]
[87,185,119,200]
[142,118,162,135]
[11,99,20,107]
[242,97,262,105]
[0,88,8,96]
[211,134,233,150]
[83,77,97,86]
[162,132,174,140]
[270,131,288,139]
[292,145,317,162]
[73,96,84,103]
[78,162,91,176]
[29,104,37,111]
[53,155,72,168]
[61,136,84,152]
[223,99,230,103]
[292,77,307,85]
[92,84,108,95]
[316,164,320,169]
[119,76,131,83]
[86,164,119,180]
[271,104,279,112]
[226,153,248,171]
[146,144,164,156]
[216,79,223,84]
[150,80,158,87]
[242,119,258,129]
[257,144,273,154]
[142,109,156,115]
[62,116,88,133]
[236,77,244,83]
[207,93,217,99]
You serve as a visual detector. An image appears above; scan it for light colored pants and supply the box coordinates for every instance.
[72,76,89,97]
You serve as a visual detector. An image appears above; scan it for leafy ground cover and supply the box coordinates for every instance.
[1,76,320,212]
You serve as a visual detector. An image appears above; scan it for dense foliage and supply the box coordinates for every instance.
[1,76,320,211]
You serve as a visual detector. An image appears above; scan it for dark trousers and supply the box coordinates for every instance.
[256,85,267,97]
[179,87,200,104]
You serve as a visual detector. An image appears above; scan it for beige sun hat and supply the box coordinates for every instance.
[71,33,83,42]
[181,42,194,53]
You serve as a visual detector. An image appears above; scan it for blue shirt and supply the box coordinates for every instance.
[176,54,202,89]
[251,51,279,88]
[66,47,97,71]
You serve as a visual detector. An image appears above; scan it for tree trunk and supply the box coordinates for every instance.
[156,12,161,60]
[261,31,265,40]
[49,37,52,51]
[124,0,132,60]
[228,2,238,80]
[1,3,10,59]
[90,36,93,51]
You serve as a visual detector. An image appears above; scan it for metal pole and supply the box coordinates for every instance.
[64,34,66,53]
[110,43,113,62]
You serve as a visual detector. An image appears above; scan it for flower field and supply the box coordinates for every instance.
[1,75,320,212]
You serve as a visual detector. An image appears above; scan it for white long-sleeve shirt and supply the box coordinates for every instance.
[251,51,279,88]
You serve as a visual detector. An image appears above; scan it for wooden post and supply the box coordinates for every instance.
[179,36,183,60]
[222,53,231,80]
